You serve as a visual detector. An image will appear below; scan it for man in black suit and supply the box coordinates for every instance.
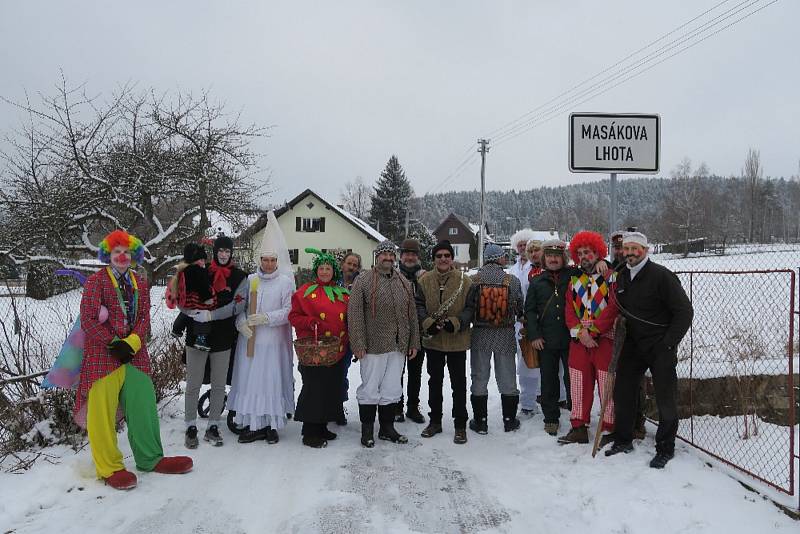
[605,232,693,469]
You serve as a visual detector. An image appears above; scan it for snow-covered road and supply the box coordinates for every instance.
[1,361,796,534]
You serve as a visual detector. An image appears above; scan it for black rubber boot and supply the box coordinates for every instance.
[468,395,488,435]
[378,404,408,443]
[501,394,521,432]
[359,404,377,448]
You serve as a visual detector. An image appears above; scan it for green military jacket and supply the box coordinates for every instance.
[524,267,579,350]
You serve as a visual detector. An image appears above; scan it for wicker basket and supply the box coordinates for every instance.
[293,325,341,367]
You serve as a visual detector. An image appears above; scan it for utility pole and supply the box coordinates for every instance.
[404,206,410,238]
[478,138,490,267]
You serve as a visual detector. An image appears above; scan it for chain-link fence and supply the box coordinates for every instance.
[645,240,800,512]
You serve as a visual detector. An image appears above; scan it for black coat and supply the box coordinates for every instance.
[614,259,693,353]
[177,266,249,353]
[524,267,579,349]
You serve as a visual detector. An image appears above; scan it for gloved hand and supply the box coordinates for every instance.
[107,338,134,364]
[426,321,442,336]
[190,310,213,323]
[246,313,269,327]
[443,319,456,333]
[236,320,253,339]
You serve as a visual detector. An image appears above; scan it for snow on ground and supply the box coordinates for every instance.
[1,361,797,533]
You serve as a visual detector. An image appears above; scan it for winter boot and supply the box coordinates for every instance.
[544,422,559,436]
[605,440,634,457]
[323,426,337,441]
[359,404,377,448]
[406,404,426,424]
[468,394,489,435]
[453,428,468,445]
[336,405,348,426]
[649,450,675,469]
[501,394,521,432]
[105,469,137,490]
[378,404,408,443]
[185,425,199,449]
[421,422,443,438]
[203,424,223,447]
[557,425,589,445]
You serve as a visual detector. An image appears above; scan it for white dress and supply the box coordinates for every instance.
[227,269,295,431]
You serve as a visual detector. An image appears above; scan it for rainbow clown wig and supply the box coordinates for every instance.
[97,229,145,265]
[568,231,607,265]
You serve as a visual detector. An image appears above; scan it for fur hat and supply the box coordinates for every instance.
[569,231,607,264]
[374,240,397,256]
[399,238,421,254]
[213,235,234,263]
[431,240,455,258]
[97,230,145,265]
[483,243,506,263]
[623,231,649,248]
[183,243,208,263]
[510,228,536,249]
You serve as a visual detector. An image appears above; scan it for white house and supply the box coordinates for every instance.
[243,189,387,271]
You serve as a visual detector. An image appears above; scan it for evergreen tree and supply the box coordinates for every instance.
[369,155,413,243]
[407,220,436,270]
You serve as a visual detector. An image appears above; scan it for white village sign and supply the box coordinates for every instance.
[568,112,661,234]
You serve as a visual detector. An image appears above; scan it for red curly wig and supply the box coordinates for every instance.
[569,231,607,264]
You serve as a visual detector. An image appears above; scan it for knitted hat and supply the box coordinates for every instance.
[213,234,234,264]
[374,239,397,256]
[623,231,649,248]
[569,231,607,264]
[97,229,145,265]
[183,243,208,263]
[610,230,625,241]
[305,247,342,281]
[431,240,455,258]
[399,238,421,254]
[483,243,506,263]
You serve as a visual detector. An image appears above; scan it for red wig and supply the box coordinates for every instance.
[569,231,607,264]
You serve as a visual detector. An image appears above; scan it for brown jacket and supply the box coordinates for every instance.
[348,267,421,354]
[415,268,472,352]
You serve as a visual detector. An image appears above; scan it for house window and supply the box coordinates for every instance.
[296,217,326,232]
[448,227,458,236]
[289,249,299,265]
[452,244,460,257]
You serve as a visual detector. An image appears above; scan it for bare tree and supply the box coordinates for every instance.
[0,77,269,280]
[742,148,763,243]
[339,176,372,219]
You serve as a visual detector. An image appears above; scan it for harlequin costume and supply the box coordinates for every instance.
[559,231,619,445]
[288,248,349,448]
[79,230,192,490]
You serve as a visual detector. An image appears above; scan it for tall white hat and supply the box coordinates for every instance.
[257,211,294,283]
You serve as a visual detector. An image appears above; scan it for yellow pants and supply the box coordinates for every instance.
[86,364,164,478]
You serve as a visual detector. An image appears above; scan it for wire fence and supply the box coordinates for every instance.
[651,242,800,512]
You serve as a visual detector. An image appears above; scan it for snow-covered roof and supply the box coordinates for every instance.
[332,205,387,242]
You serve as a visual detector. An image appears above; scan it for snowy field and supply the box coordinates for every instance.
[1,362,798,533]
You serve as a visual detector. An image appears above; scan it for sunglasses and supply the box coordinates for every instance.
[434,253,452,259]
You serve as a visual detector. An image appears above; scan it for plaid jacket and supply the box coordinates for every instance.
[75,268,151,421]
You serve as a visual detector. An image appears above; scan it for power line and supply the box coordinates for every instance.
[492,0,779,148]
[491,0,772,146]
[424,145,479,195]
[485,0,736,140]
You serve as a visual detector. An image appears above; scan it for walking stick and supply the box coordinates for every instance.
[592,316,626,458]
[246,276,259,358]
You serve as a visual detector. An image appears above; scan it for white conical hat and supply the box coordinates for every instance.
[257,211,294,283]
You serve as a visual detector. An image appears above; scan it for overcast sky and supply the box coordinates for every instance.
[1,1,797,207]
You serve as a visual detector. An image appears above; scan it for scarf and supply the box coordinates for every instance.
[208,260,233,293]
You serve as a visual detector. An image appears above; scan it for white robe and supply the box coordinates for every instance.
[227,269,295,431]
